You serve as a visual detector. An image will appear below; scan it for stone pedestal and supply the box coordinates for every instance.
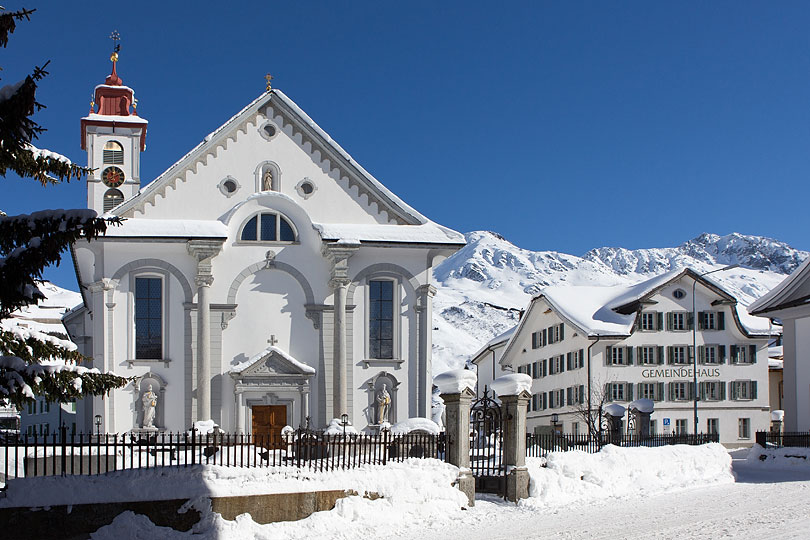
[441,388,475,506]
[500,392,531,502]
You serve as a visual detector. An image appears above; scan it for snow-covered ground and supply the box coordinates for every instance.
[9,444,799,539]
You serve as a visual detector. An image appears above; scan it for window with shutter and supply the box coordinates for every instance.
[532,332,539,349]
[749,345,757,364]
[579,385,585,404]
[559,324,565,341]
[626,347,633,365]
[717,311,725,330]
[579,349,585,368]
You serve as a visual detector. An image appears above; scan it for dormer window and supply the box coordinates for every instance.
[103,140,124,165]
[240,212,296,242]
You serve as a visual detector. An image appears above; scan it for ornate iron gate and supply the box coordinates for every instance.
[469,387,505,496]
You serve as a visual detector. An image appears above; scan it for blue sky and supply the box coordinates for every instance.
[3,1,810,290]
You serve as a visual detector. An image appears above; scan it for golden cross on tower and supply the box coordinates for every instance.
[265,73,274,92]
[109,30,121,62]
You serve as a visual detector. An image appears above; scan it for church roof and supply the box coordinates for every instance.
[113,89,440,229]
[101,218,227,239]
[313,222,464,246]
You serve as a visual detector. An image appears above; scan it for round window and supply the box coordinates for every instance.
[223,180,237,193]
[295,178,317,199]
[300,182,314,195]
[673,289,686,299]
[263,124,276,138]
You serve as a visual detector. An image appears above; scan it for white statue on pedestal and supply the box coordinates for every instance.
[376,384,391,424]
[141,384,158,428]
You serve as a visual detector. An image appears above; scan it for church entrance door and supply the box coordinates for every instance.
[251,405,286,449]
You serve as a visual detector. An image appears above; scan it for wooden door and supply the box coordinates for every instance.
[252,405,286,448]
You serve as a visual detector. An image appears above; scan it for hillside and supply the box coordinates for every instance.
[431,231,807,374]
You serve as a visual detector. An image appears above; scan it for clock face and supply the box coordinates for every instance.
[102,166,125,188]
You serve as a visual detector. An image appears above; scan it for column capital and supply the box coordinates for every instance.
[188,239,223,286]
[322,242,359,283]
[88,278,118,293]
[417,284,437,298]
[195,275,215,288]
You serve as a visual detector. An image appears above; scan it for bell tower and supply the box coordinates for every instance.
[80,32,148,214]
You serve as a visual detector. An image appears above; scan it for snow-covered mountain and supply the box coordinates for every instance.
[431,231,808,375]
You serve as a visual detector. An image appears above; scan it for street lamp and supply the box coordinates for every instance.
[692,264,739,435]
[551,413,559,431]
[94,414,102,436]
[340,413,349,438]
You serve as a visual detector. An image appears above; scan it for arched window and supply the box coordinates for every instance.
[103,140,124,165]
[103,188,124,212]
[240,212,296,242]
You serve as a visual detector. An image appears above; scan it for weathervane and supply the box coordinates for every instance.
[265,73,274,92]
[109,30,121,63]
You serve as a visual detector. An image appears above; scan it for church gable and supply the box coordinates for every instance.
[115,91,424,227]
[233,346,315,379]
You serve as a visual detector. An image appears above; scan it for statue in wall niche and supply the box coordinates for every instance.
[141,384,158,428]
[376,384,391,424]
[262,169,273,191]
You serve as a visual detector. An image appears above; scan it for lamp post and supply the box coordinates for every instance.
[340,413,348,438]
[692,264,739,435]
[551,413,559,433]
[94,414,102,436]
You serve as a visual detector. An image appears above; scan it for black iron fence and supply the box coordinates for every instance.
[526,432,719,458]
[0,427,443,491]
[755,431,810,448]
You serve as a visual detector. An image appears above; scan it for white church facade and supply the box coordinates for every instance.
[63,58,464,437]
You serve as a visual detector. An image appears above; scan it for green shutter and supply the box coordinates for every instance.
[730,345,738,363]
[627,384,634,402]
[687,312,694,330]
[720,382,726,401]
[579,384,585,404]
[567,352,572,370]
[579,349,585,368]
[668,382,674,401]
[749,345,757,364]
[656,312,663,331]
[752,381,758,399]
[626,347,633,365]
[542,328,547,346]
[698,312,705,330]
[731,382,738,400]
[666,312,673,331]
[718,312,725,330]
[656,382,664,401]
[605,346,612,366]
[698,346,705,364]
[718,345,726,364]
[605,383,612,402]
[656,346,664,365]
[559,323,565,341]
[667,346,673,365]
[688,346,695,364]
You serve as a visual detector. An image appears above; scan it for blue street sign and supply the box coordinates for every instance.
[663,418,671,426]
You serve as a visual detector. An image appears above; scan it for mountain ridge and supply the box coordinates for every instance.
[431,231,808,374]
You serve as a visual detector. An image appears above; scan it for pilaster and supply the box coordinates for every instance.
[322,243,359,420]
[416,284,437,417]
[188,239,223,423]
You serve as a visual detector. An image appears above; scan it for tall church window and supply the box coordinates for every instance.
[103,189,124,212]
[369,280,394,359]
[103,140,124,164]
[239,212,296,242]
[135,277,162,359]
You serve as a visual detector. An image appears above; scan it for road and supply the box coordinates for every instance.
[416,452,810,540]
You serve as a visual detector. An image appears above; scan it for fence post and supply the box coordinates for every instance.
[439,387,475,506]
[499,392,530,503]
[60,424,67,477]
[755,431,766,447]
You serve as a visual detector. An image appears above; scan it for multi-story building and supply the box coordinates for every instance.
[19,398,77,438]
[498,269,774,446]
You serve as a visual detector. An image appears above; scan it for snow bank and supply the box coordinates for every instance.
[433,369,476,394]
[628,398,654,413]
[51,460,468,539]
[523,443,733,509]
[323,418,360,436]
[390,418,441,435]
[746,444,810,469]
[604,403,626,417]
[491,373,532,396]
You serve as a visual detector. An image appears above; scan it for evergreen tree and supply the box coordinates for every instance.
[0,7,130,408]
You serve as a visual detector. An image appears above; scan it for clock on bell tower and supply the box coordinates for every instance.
[81,34,148,214]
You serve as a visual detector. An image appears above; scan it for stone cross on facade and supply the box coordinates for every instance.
[267,334,279,346]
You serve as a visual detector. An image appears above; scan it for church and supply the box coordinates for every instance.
[63,53,465,437]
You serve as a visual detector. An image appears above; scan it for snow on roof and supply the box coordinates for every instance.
[769,345,784,358]
[81,113,148,124]
[102,218,227,238]
[749,257,810,315]
[313,222,465,246]
[230,345,315,374]
[769,358,784,369]
[538,269,773,337]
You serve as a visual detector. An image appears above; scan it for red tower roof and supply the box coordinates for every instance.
[81,53,148,151]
